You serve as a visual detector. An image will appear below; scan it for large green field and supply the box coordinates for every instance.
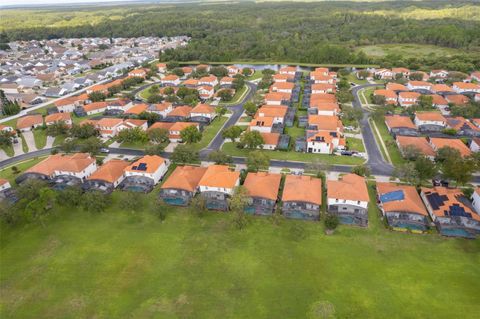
[1,187,479,318]
[355,44,472,59]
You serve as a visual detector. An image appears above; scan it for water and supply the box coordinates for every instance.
[163,197,187,206]
[339,215,356,225]
[394,222,426,231]
[441,228,474,238]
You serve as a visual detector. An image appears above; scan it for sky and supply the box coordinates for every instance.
[1,0,130,7]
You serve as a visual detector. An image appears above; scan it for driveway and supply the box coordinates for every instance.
[12,141,24,156]
[0,149,8,161]
[45,136,55,148]
[22,131,37,152]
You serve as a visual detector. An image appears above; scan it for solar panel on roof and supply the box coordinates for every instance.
[448,204,471,218]
[380,190,405,203]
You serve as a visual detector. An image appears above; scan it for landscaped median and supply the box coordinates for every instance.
[218,85,249,106]
[370,117,405,166]
[221,142,365,165]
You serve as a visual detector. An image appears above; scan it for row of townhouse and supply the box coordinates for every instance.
[360,68,480,83]
[156,63,241,77]
[385,113,480,136]
[374,81,480,107]
[15,153,169,193]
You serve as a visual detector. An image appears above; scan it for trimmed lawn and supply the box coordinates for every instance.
[355,43,470,59]
[221,142,364,165]
[0,156,47,184]
[72,114,100,125]
[1,185,479,318]
[346,73,368,85]
[285,125,305,139]
[246,70,263,81]
[346,137,365,152]
[191,115,228,151]
[20,134,29,153]
[33,128,47,149]
[372,117,405,166]
[219,85,248,106]
[1,144,14,157]
[120,140,150,150]
[53,135,66,147]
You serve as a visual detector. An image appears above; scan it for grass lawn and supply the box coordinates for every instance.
[33,128,47,149]
[346,73,368,85]
[219,85,248,106]
[355,43,470,59]
[53,135,66,147]
[138,86,155,100]
[239,116,252,123]
[346,137,365,152]
[246,70,263,81]
[1,185,479,318]
[1,144,14,157]
[285,125,305,139]
[191,115,228,151]
[221,142,364,165]
[372,117,405,166]
[119,140,150,150]
[72,114,100,125]
[0,156,47,184]
[20,135,29,153]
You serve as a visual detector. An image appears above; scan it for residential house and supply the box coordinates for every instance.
[429,70,449,79]
[148,102,173,118]
[282,175,322,221]
[164,105,192,122]
[83,101,108,115]
[373,89,397,105]
[310,93,337,105]
[307,115,343,136]
[421,187,480,238]
[197,85,215,100]
[149,121,199,142]
[396,136,436,159]
[407,81,432,92]
[183,78,199,88]
[445,94,470,106]
[45,112,72,127]
[470,138,480,153]
[377,183,429,232]
[452,82,480,94]
[271,82,294,94]
[189,103,216,123]
[310,103,340,116]
[249,117,274,133]
[398,92,421,107]
[273,74,293,83]
[128,68,148,78]
[310,73,336,84]
[219,77,234,88]
[428,94,449,108]
[255,105,288,125]
[83,159,130,193]
[278,66,297,76]
[327,174,369,226]
[121,155,169,192]
[0,179,13,202]
[159,165,207,206]
[392,67,410,78]
[386,83,408,92]
[311,83,336,94]
[198,165,240,211]
[414,112,446,131]
[264,92,291,106]
[431,84,453,94]
[243,172,281,215]
[161,75,181,86]
[446,117,480,136]
[124,103,149,116]
[16,114,43,132]
[259,132,280,150]
[54,93,89,113]
[429,137,471,157]
[157,63,167,73]
[198,75,218,87]
[182,66,193,77]
[472,188,480,214]
[227,65,240,76]
[306,131,345,154]
[384,115,417,136]
[16,153,97,185]
[374,69,394,80]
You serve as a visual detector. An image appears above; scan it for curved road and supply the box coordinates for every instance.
[351,84,394,176]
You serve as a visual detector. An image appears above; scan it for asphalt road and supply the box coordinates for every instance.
[351,84,394,176]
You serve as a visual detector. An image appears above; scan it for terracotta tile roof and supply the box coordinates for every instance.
[310,102,340,112]
[249,116,274,128]
[271,82,294,91]
[125,155,166,174]
[429,138,471,157]
[96,118,123,128]
[279,66,297,73]
[83,101,108,112]
[191,103,215,114]
[16,114,43,129]
[427,94,448,106]
[87,159,130,183]
[453,82,480,90]
[415,112,446,122]
[260,132,280,145]
[162,74,179,81]
[125,103,148,115]
[374,89,397,99]
[27,153,95,176]
[255,105,288,118]
[273,74,293,81]
[161,165,207,192]
[124,119,147,127]
[168,106,192,117]
[392,67,410,73]
[327,173,369,202]
[148,122,173,131]
[445,94,470,105]
[310,93,337,104]
[199,75,217,83]
[198,165,240,189]
[311,83,336,91]
[182,66,193,73]
[431,84,453,93]
[408,80,431,87]
[396,136,435,157]
[308,115,343,132]
[471,118,480,128]
[264,92,291,101]
[386,83,407,91]
[385,115,415,130]
[170,122,199,132]
[54,94,88,107]
[183,78,199,86]
[421,187,479,221]
[243,172,281,201]
[446,116,479,132]
[398,91,421,99]
[220,76,234,83]
[306,131,335,145]
[0,178,10,187]
[377,183,428,216]
[282,175,322,205]
[150,102,172,112]
[45,112,71,123]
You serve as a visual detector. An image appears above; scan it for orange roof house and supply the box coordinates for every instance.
[160,165,208,205]
[198,165,240,197]
[259,132,280,149]
[264,92,291,105]
[16,114,43,131]
[23,153,96,180]
[384,115,416,131]
[249,116,274,133]
[271,82,294,93]
[377,183,428,217]
[167,106,193,119]
[83,101,108,114]
[86,159,130,188]
[243,172,282,215]
[445,94,470,106]
[396,136,436,158]
[429,138,471,157]
[431,84,453,93]
[45,112,72,126]
[386,83,407,91]
[307,115,343,134]
[125,103,148,115]
[310,102,340,115]
[282,175,322,220]
[374,89,397,104]
[327,174,369,203]
[124,155,169,184]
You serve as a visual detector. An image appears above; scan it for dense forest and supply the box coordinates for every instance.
[2,1,480,70]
